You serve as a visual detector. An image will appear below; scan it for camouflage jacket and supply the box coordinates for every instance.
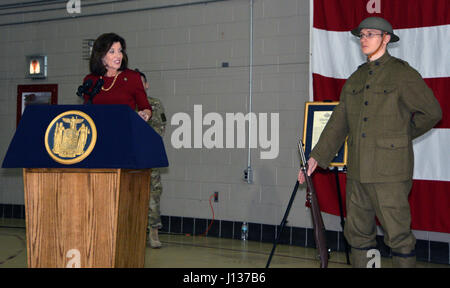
[147,97,167,137]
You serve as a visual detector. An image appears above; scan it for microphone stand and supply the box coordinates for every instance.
[86,79,104,104]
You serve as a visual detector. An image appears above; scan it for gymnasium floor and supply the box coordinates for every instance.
[0,219,447,268]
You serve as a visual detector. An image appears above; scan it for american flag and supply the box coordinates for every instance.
[309,0,449,233]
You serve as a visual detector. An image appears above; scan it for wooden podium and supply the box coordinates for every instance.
[2,105,168,268]
[24,168,150,268]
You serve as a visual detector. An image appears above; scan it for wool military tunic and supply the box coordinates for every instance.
[310,52,442,183]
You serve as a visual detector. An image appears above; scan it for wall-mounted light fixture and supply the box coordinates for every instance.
[26,55,47,79]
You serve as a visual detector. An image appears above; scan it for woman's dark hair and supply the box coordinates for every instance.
[89,33,128,76]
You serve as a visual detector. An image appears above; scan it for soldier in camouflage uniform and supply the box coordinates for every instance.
[298,17,442,267]
[136,69,167,248]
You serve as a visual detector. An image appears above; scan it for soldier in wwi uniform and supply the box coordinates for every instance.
[298,17,442,267]
[136,69,167,248]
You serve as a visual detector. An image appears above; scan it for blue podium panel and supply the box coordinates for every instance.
[2,105,169,169]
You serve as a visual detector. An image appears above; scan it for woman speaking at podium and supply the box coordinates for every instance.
[82,33,152,121]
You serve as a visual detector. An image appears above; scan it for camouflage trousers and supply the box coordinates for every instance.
[148,168,163,229]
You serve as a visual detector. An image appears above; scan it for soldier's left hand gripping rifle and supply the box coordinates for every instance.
[298,140,329,268]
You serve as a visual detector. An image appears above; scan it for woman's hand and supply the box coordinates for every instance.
[297,157,318,184]
[138,109,152,121]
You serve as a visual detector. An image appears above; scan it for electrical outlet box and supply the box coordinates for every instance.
[244,167,253,184]
[214,191,219,202]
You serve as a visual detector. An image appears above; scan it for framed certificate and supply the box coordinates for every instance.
[302,101,347,167]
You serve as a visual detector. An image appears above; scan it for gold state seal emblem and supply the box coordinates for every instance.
[45,110,97,164]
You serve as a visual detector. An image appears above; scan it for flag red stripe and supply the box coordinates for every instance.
[409,180,450,233]
[312,171,450,233]
[313,0,450,31]
[313,73,450,129]
[312,169,347,217]
[312,73,345,102]
[424,78,450,129]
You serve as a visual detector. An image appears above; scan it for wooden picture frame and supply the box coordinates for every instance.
[17,84,58,127]
[302,101,347,167]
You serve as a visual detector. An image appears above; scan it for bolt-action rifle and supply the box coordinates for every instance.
[298,140,329,268]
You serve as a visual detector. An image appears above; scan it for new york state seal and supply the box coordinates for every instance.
[45,110,97,164]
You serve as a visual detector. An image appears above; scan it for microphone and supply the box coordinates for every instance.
[86,78,104,104]
[76,79,93,98]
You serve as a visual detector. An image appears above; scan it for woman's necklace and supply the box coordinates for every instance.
[100,71,121,92]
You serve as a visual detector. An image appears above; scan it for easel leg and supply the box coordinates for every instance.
[266,181,299,268]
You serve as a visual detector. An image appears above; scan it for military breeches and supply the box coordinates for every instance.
[148,169,163,229]
[344,179,416,255]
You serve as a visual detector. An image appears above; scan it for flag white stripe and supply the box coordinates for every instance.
[311,28,362,79]
[312,25,450,79]
[413,128,450,182]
